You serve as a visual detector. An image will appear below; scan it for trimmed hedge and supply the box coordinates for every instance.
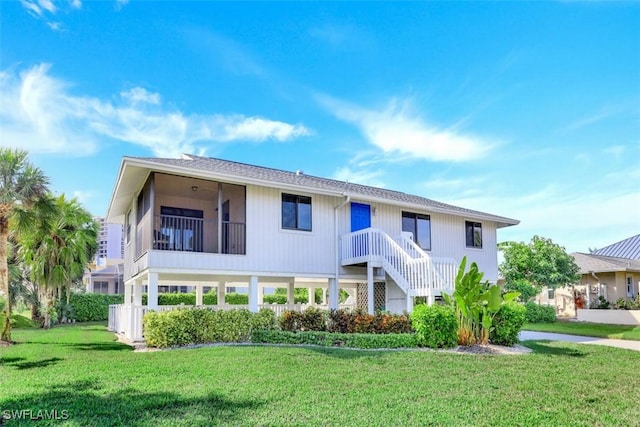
[143,307,277,348]
[252,330,418,349]
[280,308,413,334]
[68,293,124,322]
[411,304,457,349]
[491,301,526,346]
[525,301,556,323]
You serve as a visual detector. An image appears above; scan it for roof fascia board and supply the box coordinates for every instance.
[121,157,519,226]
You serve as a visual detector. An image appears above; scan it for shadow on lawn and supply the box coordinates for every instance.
[64,342,133,352]
[3,357,64,370]
[2,379,265,426]
[523,340,588,358]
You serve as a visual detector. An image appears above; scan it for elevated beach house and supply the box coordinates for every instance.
[107,154,519,340]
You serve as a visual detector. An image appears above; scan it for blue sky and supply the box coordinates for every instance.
[1,1,638,253]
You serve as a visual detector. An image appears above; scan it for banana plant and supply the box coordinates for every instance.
[445,256,520,345]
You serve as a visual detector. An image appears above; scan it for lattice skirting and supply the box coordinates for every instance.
[356,282,386,311]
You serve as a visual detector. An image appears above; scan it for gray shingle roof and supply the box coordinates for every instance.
[130,154,519,227]
[593,234,640,260]
[572,252,640,274]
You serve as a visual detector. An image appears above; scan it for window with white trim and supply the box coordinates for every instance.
[282,193,312,231]
[401,211,431,251]
[465,221,482,248]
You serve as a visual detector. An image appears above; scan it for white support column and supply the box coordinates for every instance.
[328,278,338,310]
[287,282,295,305]
[147,272,159,310]
[367,264,374,315]
[248,276,259,312]
[308,288,315,305]
[195,284,203,306]
[86,273,92,293]
[217,282,226,305]
[257,285,264,305]
[130,279,142,341]
[426,289,434,306]
[133,279,142,306]
[406,294,414,313]
[124,281,132,306]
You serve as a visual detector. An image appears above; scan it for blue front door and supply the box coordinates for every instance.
[351,202,371,232]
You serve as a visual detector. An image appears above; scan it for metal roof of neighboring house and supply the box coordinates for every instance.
[108,154,519,228]
[593,234,640,260]
[571,252,640,274]
[90,264,124,277]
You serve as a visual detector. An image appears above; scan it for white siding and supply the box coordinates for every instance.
[337,200,500,282]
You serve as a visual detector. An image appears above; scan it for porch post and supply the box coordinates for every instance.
[406,294,414,313]
[248,276,259,312]
[124,280,132,306]
[195,284,203,306]
[217,182,223,254]
[308,288,315,305]
[367,264,374,315]
[257,285,264,305]
[133,279,142,306]
[217,282,226,306]
[287,282,295,305]
[147,272,159,310]
[328,278,338,310]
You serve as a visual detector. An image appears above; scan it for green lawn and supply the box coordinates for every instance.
[2,324,640,426]
[524,320,640,341]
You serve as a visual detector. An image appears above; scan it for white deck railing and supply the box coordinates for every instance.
[340,228,456,295]
[109,303,357,342]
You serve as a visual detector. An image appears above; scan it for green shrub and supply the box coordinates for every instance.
[490,301,526,346]
[263,294,287,304]
[411,304,457,349]
[589,295,611,310]
[524,301,556,323]
[203,293,218,305]
[251,330,418,349]
[225,293,249,305]
[326,309,413,334]
[143,308,278,348]
[280,307,327,332]
[68,293,124,322]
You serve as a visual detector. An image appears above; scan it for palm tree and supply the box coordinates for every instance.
[19,195,97,328]
[0,148,49,342]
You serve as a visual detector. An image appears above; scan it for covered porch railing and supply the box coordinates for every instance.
[109,303,356,342]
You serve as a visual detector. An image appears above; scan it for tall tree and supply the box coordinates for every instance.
[499,235,580,293]
[0,148,49,342]
[19,195,98,328]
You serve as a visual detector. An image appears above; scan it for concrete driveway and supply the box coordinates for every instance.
[519,331,640,352]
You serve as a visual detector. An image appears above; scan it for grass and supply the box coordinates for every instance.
[524,320,640,341]
[1,324,640,426]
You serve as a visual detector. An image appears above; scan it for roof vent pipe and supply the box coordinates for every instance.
[296,170,303,175]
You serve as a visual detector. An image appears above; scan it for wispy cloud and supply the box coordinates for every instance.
[308,23,373,50]
[332,166,386,188]
[0,64,310,158]
[602,144,625,159]
[184,27,267,78]
[115,0,128,11]
[317,94,496,162]
[20,0,81,29]
[565,105,623,132]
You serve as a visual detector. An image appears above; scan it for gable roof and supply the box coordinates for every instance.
[593,234,640,260]
[572,252,640,274]
[107,154,519,228]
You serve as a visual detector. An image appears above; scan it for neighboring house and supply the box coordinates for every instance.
[107,154,518,340]
[83,261,124,294]
[537,234,640,316]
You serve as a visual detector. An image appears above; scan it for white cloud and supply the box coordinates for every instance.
[20,0,81,29]
[441,184,640,254]
[333,166,386,188]
[120,87,161,105]
[0,64,311,158]
[115,0,129,11]
[603,145,625,158]
[317,94,495,162]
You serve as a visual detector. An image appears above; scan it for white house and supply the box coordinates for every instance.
[107,154,518,340]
